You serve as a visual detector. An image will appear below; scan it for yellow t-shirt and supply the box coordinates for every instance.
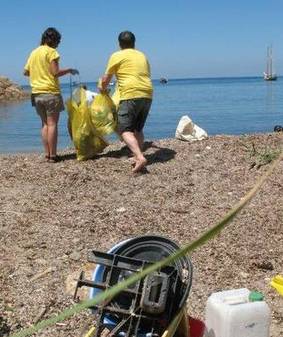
[24,45,60,94]
[105,49,153,100]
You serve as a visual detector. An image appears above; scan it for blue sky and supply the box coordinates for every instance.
[1,0,282,84]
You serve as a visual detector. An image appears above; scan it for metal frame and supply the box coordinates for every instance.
[75,250,183,337]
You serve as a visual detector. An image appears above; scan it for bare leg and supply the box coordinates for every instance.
[134,130,144,151]
[121,131,147,172]
[39,115,49,157]
[47,112,60,157]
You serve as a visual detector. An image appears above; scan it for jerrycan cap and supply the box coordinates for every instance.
[249,291,264,302]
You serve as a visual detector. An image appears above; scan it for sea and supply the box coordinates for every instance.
[0,77,282,154]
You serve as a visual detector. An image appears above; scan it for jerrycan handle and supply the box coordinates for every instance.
[223,295,248,305]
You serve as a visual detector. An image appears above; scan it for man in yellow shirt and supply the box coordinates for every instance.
[24,27,78,162]
[101,31,153,173]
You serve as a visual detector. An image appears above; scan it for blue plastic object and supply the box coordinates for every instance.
[89,235,193,336]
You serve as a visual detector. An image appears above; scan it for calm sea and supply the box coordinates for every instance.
[0,77,282,154]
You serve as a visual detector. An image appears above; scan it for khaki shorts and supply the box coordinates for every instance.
[34,94,65,118]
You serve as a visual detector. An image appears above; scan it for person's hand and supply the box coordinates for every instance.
[70,69,79,75]
[98,87,111,95]
[98,87,107,94]
[97,77,109,94]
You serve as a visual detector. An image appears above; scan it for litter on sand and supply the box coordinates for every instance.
[175,115,208,142]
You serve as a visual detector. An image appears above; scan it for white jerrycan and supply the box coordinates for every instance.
[205,288,271,337]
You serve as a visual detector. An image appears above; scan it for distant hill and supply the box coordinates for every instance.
[0,76,30,102]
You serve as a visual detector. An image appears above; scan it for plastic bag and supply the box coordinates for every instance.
[111,84,120,109]
[66,88,108,161]
[90,93,117,136]
[175,115,208,142]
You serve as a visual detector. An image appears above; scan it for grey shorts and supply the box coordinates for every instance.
[117,98,152,133]
[34,94,64,118]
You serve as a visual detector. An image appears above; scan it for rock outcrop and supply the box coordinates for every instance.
[0,76,30,102]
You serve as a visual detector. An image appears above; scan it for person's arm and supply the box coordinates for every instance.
[50,59,78,77]
[100,53,118,92]
[100,74,113,92]
[23,57,30,77]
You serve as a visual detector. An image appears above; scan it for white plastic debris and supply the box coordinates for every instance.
[175,115,208,142]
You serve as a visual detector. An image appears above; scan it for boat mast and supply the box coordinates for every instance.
[266,47,269,76]
[270,45,273,76]
[264,45,276,80]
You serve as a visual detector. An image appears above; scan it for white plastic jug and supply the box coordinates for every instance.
[205,288,271,337]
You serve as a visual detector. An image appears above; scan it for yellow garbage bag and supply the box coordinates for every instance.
[90,93,117,136]
[111,84,120,109]
[66,88,108,161]
[270,275,283,296]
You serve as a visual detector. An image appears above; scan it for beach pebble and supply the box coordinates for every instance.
[239,271,249,278]
[116,207,126,213]
[72,237,81,245]
[69,251,81,261]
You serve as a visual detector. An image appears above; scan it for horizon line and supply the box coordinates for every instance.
[20,75,281,86]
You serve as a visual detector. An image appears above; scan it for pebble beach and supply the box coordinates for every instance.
[0,133,282,336]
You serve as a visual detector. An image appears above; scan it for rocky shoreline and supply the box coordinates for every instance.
[0,134,282,336]
[0,76,30,102]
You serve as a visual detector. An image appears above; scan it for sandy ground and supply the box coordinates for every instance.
[0,133,282,337]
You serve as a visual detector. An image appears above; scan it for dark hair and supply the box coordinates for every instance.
[118,31,135,49]
[274,125,283,132]
[41,27,61,48]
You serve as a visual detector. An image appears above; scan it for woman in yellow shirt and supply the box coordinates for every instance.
[24,27,78,162]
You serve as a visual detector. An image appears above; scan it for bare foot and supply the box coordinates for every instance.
[132,157,147,173]
[128,157,136,164]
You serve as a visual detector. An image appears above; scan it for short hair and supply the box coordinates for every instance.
[41,27,61,48]
[274,125,283,132]
[118,31,135,49]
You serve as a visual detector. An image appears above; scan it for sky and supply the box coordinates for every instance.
[1,0,283,84]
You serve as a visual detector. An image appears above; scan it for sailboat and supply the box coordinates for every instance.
[264,46,277,81]
[160,77,168,84]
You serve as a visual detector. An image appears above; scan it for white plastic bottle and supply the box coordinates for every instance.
[205,288,271,337]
